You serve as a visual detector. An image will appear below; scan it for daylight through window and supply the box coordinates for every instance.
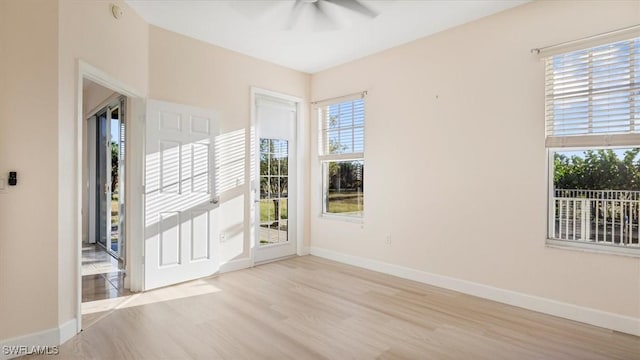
[318,96,365,218]
[545,37,640,254]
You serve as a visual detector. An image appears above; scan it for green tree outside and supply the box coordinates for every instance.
[554,148,640,191]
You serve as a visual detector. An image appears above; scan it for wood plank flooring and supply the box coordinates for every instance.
[29,256,640,359]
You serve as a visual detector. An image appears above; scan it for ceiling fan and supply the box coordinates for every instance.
[288,0,379,30]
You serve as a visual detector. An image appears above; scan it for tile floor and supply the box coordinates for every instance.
[81,243,133,328]
[81,243,130,302]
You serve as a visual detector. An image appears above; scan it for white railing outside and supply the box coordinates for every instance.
[552,189,640,247]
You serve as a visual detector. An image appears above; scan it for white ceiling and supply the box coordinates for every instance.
[126,0,528,74]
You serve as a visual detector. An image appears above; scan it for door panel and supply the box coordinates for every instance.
[159,141,181,194]
[191,143,210,193]
[159,211,181,267]
[191,209,210,261]
[144,100,219,290]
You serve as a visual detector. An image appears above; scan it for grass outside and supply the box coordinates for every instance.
[260,199,288,223]
[258,191,363,223]
[327,191,363,214]
[259,199,288,245]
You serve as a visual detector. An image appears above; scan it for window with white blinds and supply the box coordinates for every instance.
[544,36,640,255]
[318,98,365,161]
[317,96,365,219]
[545,37,640,147]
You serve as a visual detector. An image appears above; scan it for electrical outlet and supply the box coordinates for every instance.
[385,234,391,244]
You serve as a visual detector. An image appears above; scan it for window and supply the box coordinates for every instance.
[545,37,640,254]
[318,97,365,218]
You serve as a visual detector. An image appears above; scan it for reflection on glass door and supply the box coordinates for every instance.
[95,98,125,263]
[109,107,125,256]
[96,111,108,249]
[259,139,288,246]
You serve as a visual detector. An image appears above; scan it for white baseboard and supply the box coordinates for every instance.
[0,318,78,360]
[299,246,310,256]
[58,319,77,344]
[309,247,640,336]
[219,257,253,273]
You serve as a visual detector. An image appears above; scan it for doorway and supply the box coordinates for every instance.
[253,91,301,263]
[82,82,130,319]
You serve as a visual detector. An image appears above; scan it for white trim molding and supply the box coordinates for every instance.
[0,319,77,360]
[58,319,77,345]
[219,257,253,274]
[299,246,310,256]
[76,60,147,335]
[249,87,306,263]
[309,247,640,336]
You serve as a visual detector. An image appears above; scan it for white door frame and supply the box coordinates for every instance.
[87,114,97,245]
[250,87,306,264]
[76,60,146,334]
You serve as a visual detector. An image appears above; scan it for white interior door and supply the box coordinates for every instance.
[144,99,219,290]
[254,94,297,263]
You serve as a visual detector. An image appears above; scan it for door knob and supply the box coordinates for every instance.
[210,197,219,204]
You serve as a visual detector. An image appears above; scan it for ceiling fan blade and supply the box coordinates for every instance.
[313,1,337,31]
[285,0,305,30]
[326,0,378,18]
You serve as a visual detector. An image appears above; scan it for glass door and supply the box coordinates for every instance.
[95,98,126,264]
[259,139,289,246]
[253,93,298,263]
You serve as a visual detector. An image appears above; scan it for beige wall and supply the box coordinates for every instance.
[0,0,150,342]
[57,0,150,330]
[0,0,60,340]
[83,80,117,118]
[310,0,640,319]
[148,26,311,265]
[1,0,310,343]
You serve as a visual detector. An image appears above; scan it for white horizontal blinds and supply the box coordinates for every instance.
[256,95,297,112]
[319,98,365,161]
[546,37,640,147]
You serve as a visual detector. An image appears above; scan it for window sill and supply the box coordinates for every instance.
[546,238,640,258]
[320,213,364,224]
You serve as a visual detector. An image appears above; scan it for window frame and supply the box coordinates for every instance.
[546,147,640,257]
[321,159,364,220]
[316,95,366,220]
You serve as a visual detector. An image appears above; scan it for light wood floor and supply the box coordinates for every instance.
[30,256,639,359]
